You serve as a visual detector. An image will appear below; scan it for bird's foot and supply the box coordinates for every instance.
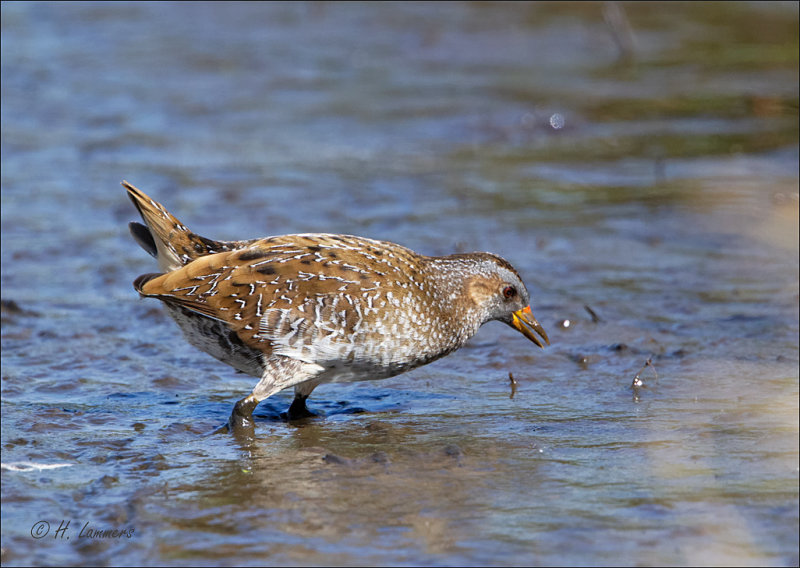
[225,396,259,437]
[286,395,317,421]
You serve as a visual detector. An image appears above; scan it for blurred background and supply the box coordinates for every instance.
[2,2,797,566]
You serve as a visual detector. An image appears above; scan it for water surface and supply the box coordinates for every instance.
[2,2,798,566]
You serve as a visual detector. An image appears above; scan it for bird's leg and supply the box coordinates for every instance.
[287,379,322,421]
[287,395,313,420]
[228,357,323,434]
[226,371,281,436]
[229,394,260,433]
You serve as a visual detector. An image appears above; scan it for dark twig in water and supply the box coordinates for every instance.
[584,304,601,323]
[603,1,636,64]
[508,372,518,399]
[632,358,658,388]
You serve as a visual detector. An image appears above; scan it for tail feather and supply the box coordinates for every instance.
[129,221,157,258]
[124,180,233,272]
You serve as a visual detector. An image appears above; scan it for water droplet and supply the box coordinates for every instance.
[549,113,565,130]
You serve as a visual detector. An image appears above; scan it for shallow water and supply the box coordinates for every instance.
[1,2,798,566]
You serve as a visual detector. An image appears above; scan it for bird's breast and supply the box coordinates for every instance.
[257,283,466,372]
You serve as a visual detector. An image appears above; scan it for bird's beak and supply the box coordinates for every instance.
[511,305,550,348]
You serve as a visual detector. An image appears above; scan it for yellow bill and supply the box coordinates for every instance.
[511,305,550,348]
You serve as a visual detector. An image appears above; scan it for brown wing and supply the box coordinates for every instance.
[136,246,273,348]
[136,233,430,355]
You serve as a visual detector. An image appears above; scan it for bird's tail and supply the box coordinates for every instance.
[124,181,229,272]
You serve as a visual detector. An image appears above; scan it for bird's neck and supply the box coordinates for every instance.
[421,255,488,342]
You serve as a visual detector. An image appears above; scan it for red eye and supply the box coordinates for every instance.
[503,286,516,299]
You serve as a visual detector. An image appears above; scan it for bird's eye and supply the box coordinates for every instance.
[503,286,516,299]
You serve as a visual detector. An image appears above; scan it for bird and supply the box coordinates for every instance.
[125,181,549,432]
